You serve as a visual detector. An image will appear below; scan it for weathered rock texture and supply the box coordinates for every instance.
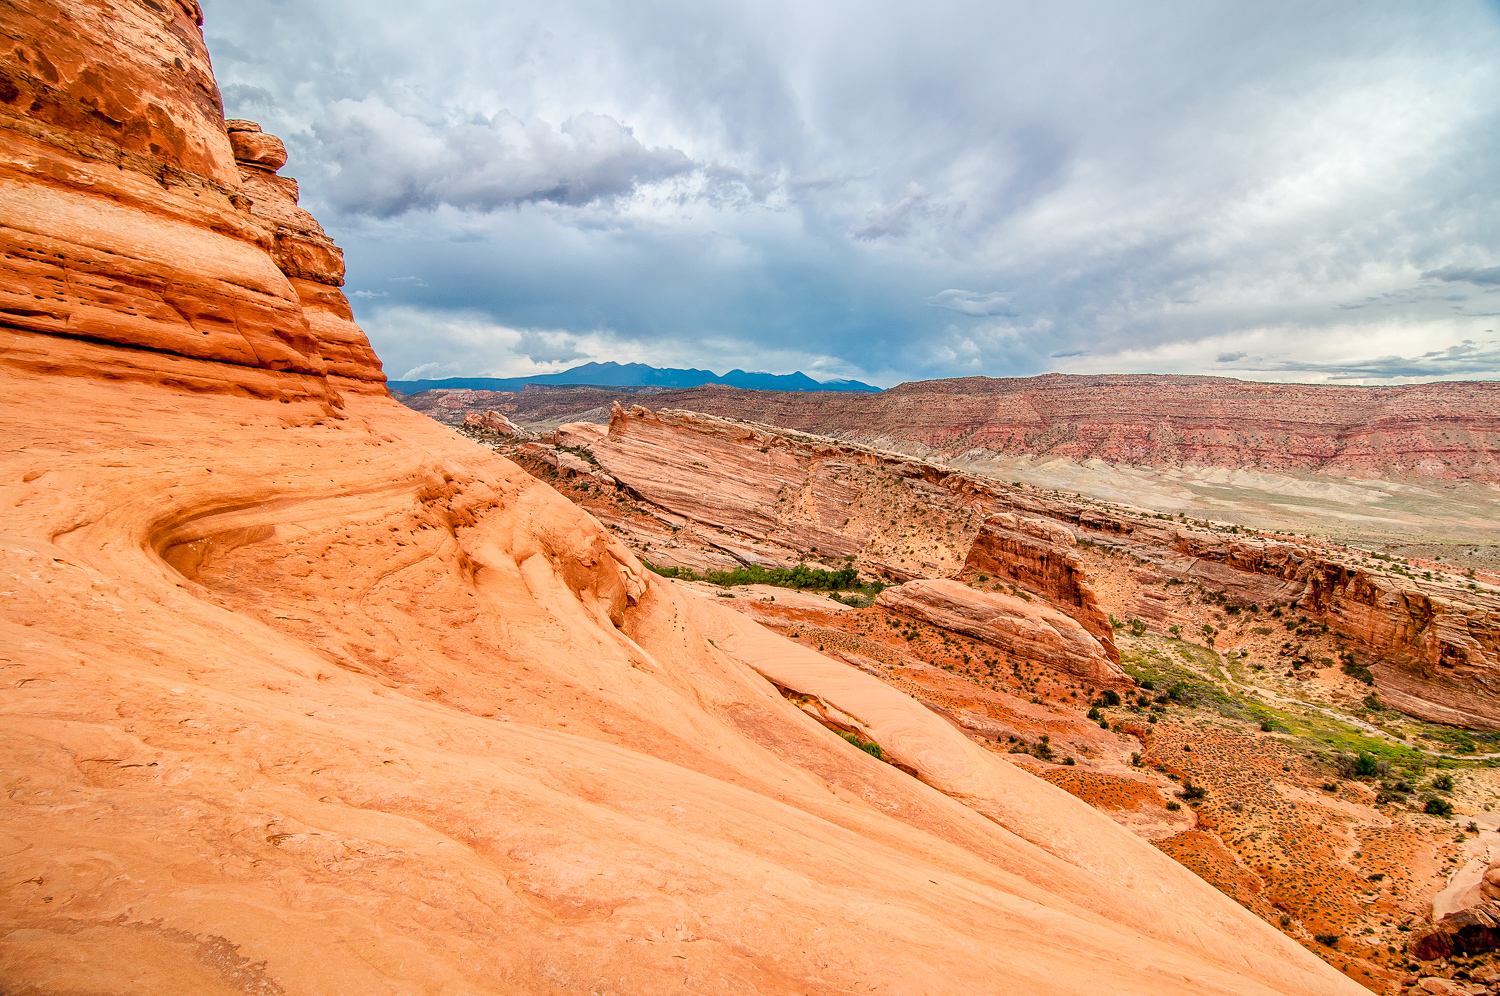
[965,512,1117,654]
[535,405,1500,729]
[0,0,384,396]
[402,374,1500,481]
[877,579,1130,688]
[586,404,992,579]
[1409,902,1500,960]
[461,408,528,437]
[0,4,1366,995]
[1068,518,1500,729]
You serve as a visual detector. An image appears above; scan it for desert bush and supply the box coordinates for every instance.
[838,730,884,760]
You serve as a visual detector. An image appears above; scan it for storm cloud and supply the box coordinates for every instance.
[201,0,1500,386]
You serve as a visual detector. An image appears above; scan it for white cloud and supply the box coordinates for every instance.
[204,0,1500,385]
[853,184,934,240]
[315,98,695,216]
[925,289,1016,316]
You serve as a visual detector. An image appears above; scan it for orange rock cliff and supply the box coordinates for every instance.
[0,3,1368,993]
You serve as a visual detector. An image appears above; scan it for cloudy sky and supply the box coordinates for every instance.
[201,0,1500,387]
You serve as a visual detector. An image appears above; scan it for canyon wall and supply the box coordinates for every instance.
[0,4,1364,994]
[413,373,1500,481]
[539,406,1500,728]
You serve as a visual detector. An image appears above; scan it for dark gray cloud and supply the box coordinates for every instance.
[1218,337,1500,380]
[201,0,1500,386]
[1423,265,1500,286]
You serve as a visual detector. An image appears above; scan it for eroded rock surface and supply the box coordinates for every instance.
[0,4,1367,994]
[877,579,1130,688]
[525,405,1500,729]
[1410,902,1500,960]
[462,408,528,437]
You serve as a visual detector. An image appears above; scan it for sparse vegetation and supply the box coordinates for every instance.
[643,560,883,596]
[838,730,885,760]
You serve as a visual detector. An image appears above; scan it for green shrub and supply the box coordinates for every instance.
[1424,797,1454,817]
[645,560,874,592]
[838,730,884,760]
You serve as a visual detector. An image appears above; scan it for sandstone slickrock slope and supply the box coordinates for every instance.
[0,4,1370,993]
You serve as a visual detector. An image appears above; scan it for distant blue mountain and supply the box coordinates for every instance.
[388,361,881,395]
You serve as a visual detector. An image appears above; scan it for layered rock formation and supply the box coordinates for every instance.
[0,0,383,398]
[461,407,528,436]
[584,403,991,579]
[1069,519,1500,728]
[403,374,1500,481]
[525,404,1500,730]
[0,3,1365,994]
[877,579,1129,687]
[965,512,1117,654]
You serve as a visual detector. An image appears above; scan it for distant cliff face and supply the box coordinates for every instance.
[428,374,1500,481]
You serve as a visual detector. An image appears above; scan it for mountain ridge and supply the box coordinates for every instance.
[389,359,880,394]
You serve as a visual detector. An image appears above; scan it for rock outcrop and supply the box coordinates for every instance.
[1068,517,1500,728]
[461,408,527,436]
[585,403,990,578]
[0,4,1366,994]
[1409,902,1500,960]
[965,512,1117,656]
[0,0,383,398]
[877,579,1131,688]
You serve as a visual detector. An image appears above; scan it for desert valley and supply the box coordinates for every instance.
[2,2,1499,995]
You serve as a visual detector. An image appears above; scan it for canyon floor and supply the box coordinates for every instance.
[937,451,1500,558]
[506,428,1500,996]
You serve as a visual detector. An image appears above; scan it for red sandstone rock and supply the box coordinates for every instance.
[0,6,1376,993]
[427,374,1500,481]
[965,512,1118,658]
[225,119,287,171]
[462,408,526,436]
[543,405,1500,729]
[877,578,1131,688]
[1409,902,1500,960]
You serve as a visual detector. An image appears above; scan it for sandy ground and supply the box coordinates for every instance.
[931,451,1500,551]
